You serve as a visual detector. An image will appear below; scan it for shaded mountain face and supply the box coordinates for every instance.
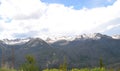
[0,33,120,69]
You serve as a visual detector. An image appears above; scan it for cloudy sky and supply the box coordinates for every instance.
[0,0,120,39]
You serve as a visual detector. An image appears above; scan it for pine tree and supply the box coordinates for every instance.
[59,57,67,71]
[99,57,104,68]
[20,55,39,71]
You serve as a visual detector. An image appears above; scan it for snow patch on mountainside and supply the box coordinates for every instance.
[46,36,74,43]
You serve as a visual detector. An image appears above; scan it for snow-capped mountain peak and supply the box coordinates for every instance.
[46,33,116,43]
[75,33,112,40]
[1,33,119,45]
[2,38,30,45]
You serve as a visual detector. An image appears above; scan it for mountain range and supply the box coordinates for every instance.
[0,33,120,69]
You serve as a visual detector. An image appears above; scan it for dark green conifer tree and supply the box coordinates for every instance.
[59,57,67,71]
[99,57,104,68]
[20,55,39,71]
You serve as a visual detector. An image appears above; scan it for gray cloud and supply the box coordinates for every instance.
[0,2,1,6]
[0,27,3,32]
[14,10,44,20]
[41,28,49,32]
[12,31,39,38]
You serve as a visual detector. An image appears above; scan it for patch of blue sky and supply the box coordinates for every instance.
[0,16,2,20]
[98,18,120,35]
[5,18,12,23]
[104,27,120,35]
[13,33,32,39]
[13,31,39,38]
[41,0,116,9]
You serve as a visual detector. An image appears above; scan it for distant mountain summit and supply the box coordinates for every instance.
[2,38,31,45]
[46,33,115,43]
[75,33,112,40]
[0,33,119,45]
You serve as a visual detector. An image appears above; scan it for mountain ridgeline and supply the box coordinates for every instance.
[0,33,120,69]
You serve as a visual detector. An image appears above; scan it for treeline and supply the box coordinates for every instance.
[0,55,119,71]
[0,67,113,71]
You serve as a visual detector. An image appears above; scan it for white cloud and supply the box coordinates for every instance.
[107,0,112,2]
[107,24,120,30]
[0,0,120,39]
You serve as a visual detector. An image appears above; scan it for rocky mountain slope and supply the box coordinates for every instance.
[0,33,120,69]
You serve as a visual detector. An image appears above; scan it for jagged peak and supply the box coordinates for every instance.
[46,36,74,43]
[28,37,45,43]
[75,33,112,40]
